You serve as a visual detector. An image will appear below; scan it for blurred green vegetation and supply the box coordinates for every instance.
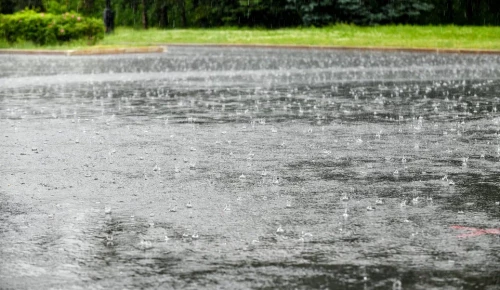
[1,0,500,29]
[1,0,499,50]
[0,10,104,45]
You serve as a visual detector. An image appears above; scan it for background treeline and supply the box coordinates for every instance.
[1,0,499,28]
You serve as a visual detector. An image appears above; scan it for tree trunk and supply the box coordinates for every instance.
[159,2,168,27]
[465,0,474,23]
[142,0,149,29]
[446,0,453,23]
[179,0,187,27]
[20,0,46,11]
[82,0,95,14]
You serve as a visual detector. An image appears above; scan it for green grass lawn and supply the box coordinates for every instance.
[2,25,500,51]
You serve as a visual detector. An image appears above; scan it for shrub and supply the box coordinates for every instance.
[0,9,104,45]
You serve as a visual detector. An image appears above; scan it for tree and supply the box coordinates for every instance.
[0,0,15,14]
[465,0,474,23]
[445,0,453,23]
[383,0,433,24]
[177,0,187,27]
[14,0,46,11]
[285,0,336,26]
[336,0,374,25]
[155,0,169,27]
[3,0,500,27]
[141,0,148,29]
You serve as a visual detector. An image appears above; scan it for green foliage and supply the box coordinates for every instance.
[424,0,500,25]
[335,0,372,25]
[44,0,67,14]
[0,0,15,14]
[0,9,104,45]
[1,0,500,30]
[383,0,434,24]
[284,0,434,26]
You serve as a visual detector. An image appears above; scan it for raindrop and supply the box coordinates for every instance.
[392,280,402,290]
[301,231,313,238]
[139,237,153,250]
[106,234,114,247]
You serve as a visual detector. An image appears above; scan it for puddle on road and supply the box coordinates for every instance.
[0,47,499,289]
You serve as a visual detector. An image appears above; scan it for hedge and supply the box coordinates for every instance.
[0,10,104,45]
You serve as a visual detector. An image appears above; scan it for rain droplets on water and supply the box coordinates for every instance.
[0,47,499,289]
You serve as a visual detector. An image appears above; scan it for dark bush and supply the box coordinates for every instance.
[0,9,104,45]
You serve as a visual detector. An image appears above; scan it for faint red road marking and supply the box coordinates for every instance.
[450,225,500,238]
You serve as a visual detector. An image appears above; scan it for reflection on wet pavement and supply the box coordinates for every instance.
[0,47,499,289]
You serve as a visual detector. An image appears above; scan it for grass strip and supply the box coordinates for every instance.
[2,25,500,51]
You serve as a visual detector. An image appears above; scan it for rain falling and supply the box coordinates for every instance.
[1,46,499,289]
